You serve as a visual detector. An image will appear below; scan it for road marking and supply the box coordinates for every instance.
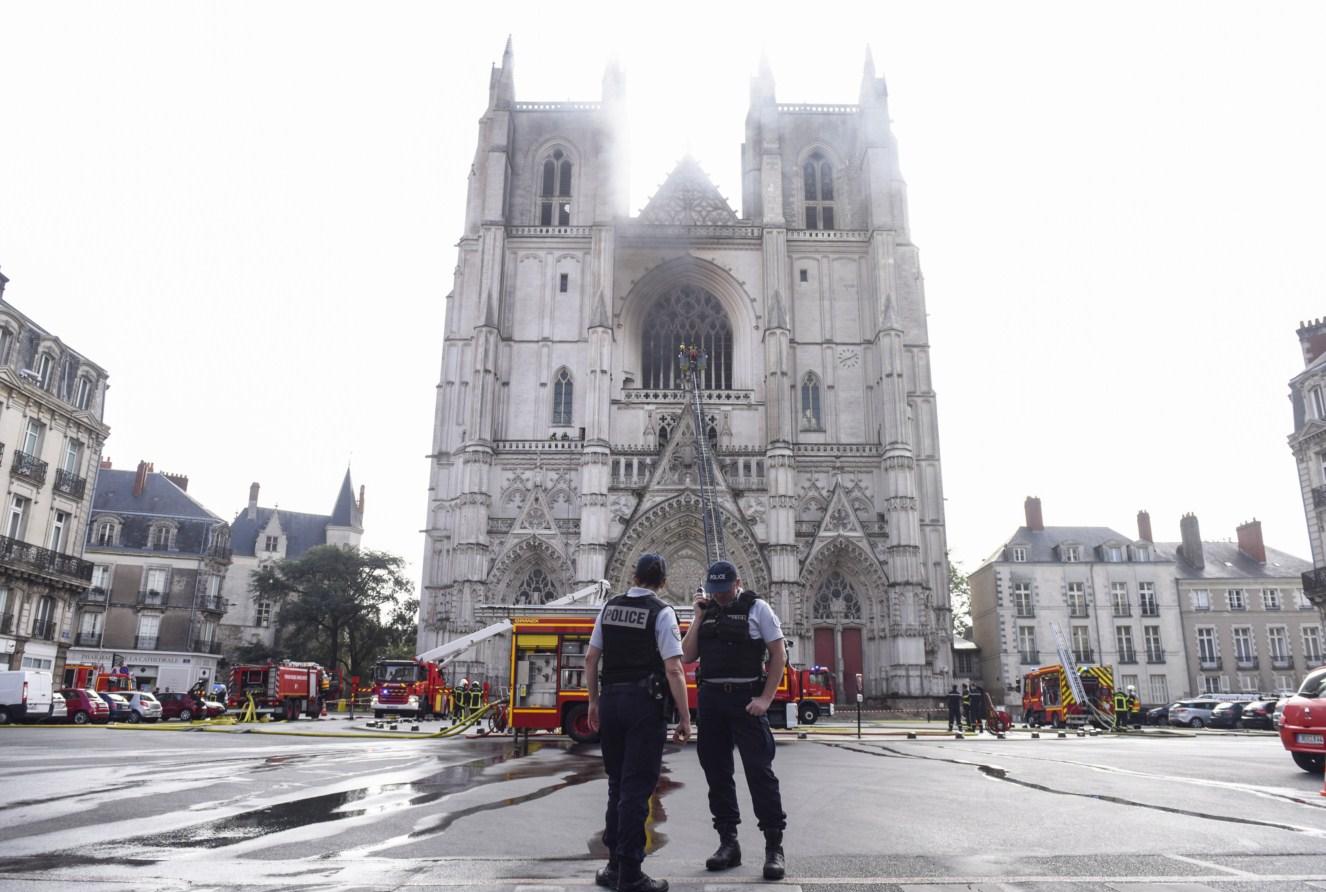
[1165,854,1256,877]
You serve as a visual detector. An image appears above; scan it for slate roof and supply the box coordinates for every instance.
[983,526,1154,565]
[92,469,221,521]
[229,508,332,560]
[1153,541,1312,581]
[330,469,356,527]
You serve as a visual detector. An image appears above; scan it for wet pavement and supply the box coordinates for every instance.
[1,724,1325,890]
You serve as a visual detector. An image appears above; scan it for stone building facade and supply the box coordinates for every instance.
[970,499,1190,707]
[420,44,952,700]
[1288,317,1326,620]
[70,460,232,691]
[0,271,109,682]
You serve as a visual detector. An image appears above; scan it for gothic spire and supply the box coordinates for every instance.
[752,50,776,104]
[590,291,611,329]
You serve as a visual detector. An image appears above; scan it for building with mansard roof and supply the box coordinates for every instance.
[420,43,951,701]
[1288,317,1326,621]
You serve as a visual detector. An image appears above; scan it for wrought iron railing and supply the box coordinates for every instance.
[135,635,159,650]
[30,619,56,640]
[191,638,222,655]
[79,587,108,604]
[53,468,87,499]
[74,632,101,647]
[1235,657,1259,669]
[10,450,47,486]
[0,534,93,581]
[1271,656,1294,669]
[137,590,167,607]
[1199,658,1222,670]
[1117,651,1138,664]
[206,542,233,561]
[196,595,226,613]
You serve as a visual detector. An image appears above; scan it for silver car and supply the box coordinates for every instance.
[123,691,163,723]
[1169,698,1221,728]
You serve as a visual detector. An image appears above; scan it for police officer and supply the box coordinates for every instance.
[945,684,962,732]
[680,559,788,882]
[586,553,692,892]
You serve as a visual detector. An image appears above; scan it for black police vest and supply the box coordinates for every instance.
[599,592,669,684]
[697,591,767,680]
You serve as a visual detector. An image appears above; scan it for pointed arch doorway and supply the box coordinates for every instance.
[812,571,866,702]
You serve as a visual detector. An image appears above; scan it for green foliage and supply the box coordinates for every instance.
[949,553,972,640]
[250,545,416,679]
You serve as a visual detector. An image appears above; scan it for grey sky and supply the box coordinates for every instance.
[1,1,1322,594]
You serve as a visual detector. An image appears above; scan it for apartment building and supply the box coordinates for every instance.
[1288,316,1326,621]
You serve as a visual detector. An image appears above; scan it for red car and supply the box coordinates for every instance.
[1279,666,1326,773]
[59,688,111,725]
[155,691,220,721]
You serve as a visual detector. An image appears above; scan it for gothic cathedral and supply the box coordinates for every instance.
[421,42,952,699]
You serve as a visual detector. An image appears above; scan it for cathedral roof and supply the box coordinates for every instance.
[637,157,739,226]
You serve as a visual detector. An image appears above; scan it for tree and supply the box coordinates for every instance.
[949,554,972,640]
[250,545,415,679]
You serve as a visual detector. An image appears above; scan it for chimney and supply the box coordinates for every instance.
[1179,513,1204,569]
[1298,317,1326,367]
[1024,496,1044,531]
[133,460,151,498]
[357,484,365,516]
[100,456,112,470]
[247,482,260,520]
[1136,510,1153,543]
[162,472,188,492]
[1237,518,1266,564]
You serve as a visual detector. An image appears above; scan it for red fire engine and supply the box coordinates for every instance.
[1021,663,1115,728]
[226,661,335,720]
[370,658,447,719]
[62,663,133,693]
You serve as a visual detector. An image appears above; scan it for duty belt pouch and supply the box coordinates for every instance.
[647,673,673,721]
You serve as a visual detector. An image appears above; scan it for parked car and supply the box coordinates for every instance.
[1208,702,1246,729]
[1169,699,1221,728]
[1240,699,1277,730]
[47,691,67,723]
[122,691,163,723]
[1146,704,1171,726]
[156,691,205,722]
[97,691,133,722]
[59,688,111,725]
[0,669,54,724]
[1279,666,1326,773]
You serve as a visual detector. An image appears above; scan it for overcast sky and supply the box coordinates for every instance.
[1,1,1323,593]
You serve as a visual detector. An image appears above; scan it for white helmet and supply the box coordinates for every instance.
[1127,685,1136,693]
[459,678,469,688]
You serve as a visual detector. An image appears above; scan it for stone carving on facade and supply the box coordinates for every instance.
[637,157,740,226]
[739,495,766,526]
[610,494,636,524]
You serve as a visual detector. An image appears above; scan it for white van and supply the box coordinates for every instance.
[0,669,54,724]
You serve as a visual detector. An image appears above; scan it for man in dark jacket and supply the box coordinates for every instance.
[969,682,986,733]
[945,685,962,732]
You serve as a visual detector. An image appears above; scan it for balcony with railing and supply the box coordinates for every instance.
[134,635,159,650]
[74,632,101,647]
[30,619,56,641]
[196,595,226,613]
[53,468,87,499]
[1199,657,1222,670]
[1307,655,1326,668]
[206,541,233,561]
[137,590,168,608]
[79,586,108,606]
[191,638,222,655]
[1303,567,1326,600]
[10,450,47,486]
[0,535,94,583]
[1271,655,1294,670]
[1235,655,1259,670]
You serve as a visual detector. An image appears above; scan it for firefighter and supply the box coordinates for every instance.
[585,553,692,892]
[1128,686,1142,729]
[970,682,987,733]
[680,559,788,882]
[945,684,962,732]
[1113,687,1129,731]
[961,683,972,731]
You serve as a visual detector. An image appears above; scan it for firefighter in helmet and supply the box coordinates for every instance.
[1127,685,1142,728]
[458,679,470,717]
[585,552,691,892]
[1112,686,1130,731]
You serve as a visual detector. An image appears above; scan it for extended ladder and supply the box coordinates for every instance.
[679,344,726,565]
[1050,621,1113,728]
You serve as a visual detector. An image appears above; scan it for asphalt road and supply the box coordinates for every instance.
[1,722,1325,891]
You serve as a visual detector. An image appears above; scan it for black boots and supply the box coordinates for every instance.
[705,827,742,871]
[594,856,618,889]
[763,830,786,881]
[616,858,668,892]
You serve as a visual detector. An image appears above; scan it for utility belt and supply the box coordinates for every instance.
[602,672,673,720]
[700,679,764,693]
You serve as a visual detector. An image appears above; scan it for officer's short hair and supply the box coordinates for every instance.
[635,552,667,588]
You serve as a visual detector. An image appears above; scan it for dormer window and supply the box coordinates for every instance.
[1062,545,1081,562]
[803,152,835,230]
[0,327,13,366]
[1132,544,1151,562]
[75,376,93,410]
[538,148,572,226]
[1009,546,1027,563]
[149,523,175,551]
[1313,385,1326,419]
[34,353,54,390]
[93,517,119,547]
[1102,545,1123,562]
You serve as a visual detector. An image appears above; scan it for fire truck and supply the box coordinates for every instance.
[1021,663,1115,728]
[62,663,133,693]
[370,658,446,719]
[226,661,335,720]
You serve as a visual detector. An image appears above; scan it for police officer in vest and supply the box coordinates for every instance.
[680,559,788,881]
[586,553,693,892]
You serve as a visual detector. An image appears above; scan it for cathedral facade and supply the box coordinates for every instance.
[420,43,952,699]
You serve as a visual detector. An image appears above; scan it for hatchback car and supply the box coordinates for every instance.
[1207,702,1246,729]
[97,691,133,722]
[156,691,207,722]
[1146,704,1171,726]
[122,691,163,723]
[1279,666,1326,773]
[1169,699,1221,728]
[1240,699,1277,730]
[46,691,67,723]
[59,688,111,725]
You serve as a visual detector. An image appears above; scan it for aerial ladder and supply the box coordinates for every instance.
[678,343,726,566]
[1050,621,1114,728]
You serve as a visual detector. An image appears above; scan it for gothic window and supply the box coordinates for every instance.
[803,152,835,230]
[552,368,573,426]
[800,372,823,431]
[515,567,558,604]
[656,414,677,450]
[641,285,733,390]
[813,571,862,621]
[538,148,573,226]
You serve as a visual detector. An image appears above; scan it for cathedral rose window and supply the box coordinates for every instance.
[641,285,733,391]
[516,567,558,604]
[813,571,862,621]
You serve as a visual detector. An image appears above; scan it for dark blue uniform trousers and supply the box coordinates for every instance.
[599,684,667,863]
[696,684,786,832]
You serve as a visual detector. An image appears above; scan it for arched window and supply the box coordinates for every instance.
[641,285,733,390]
[800,372,823,431]
[656,414,677,450]
[538,148,573,226]
[515,567,558,604]
[813,571,862,620]
[803,152,835,231]
[93,518,118,547]
[552,368,573,426]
